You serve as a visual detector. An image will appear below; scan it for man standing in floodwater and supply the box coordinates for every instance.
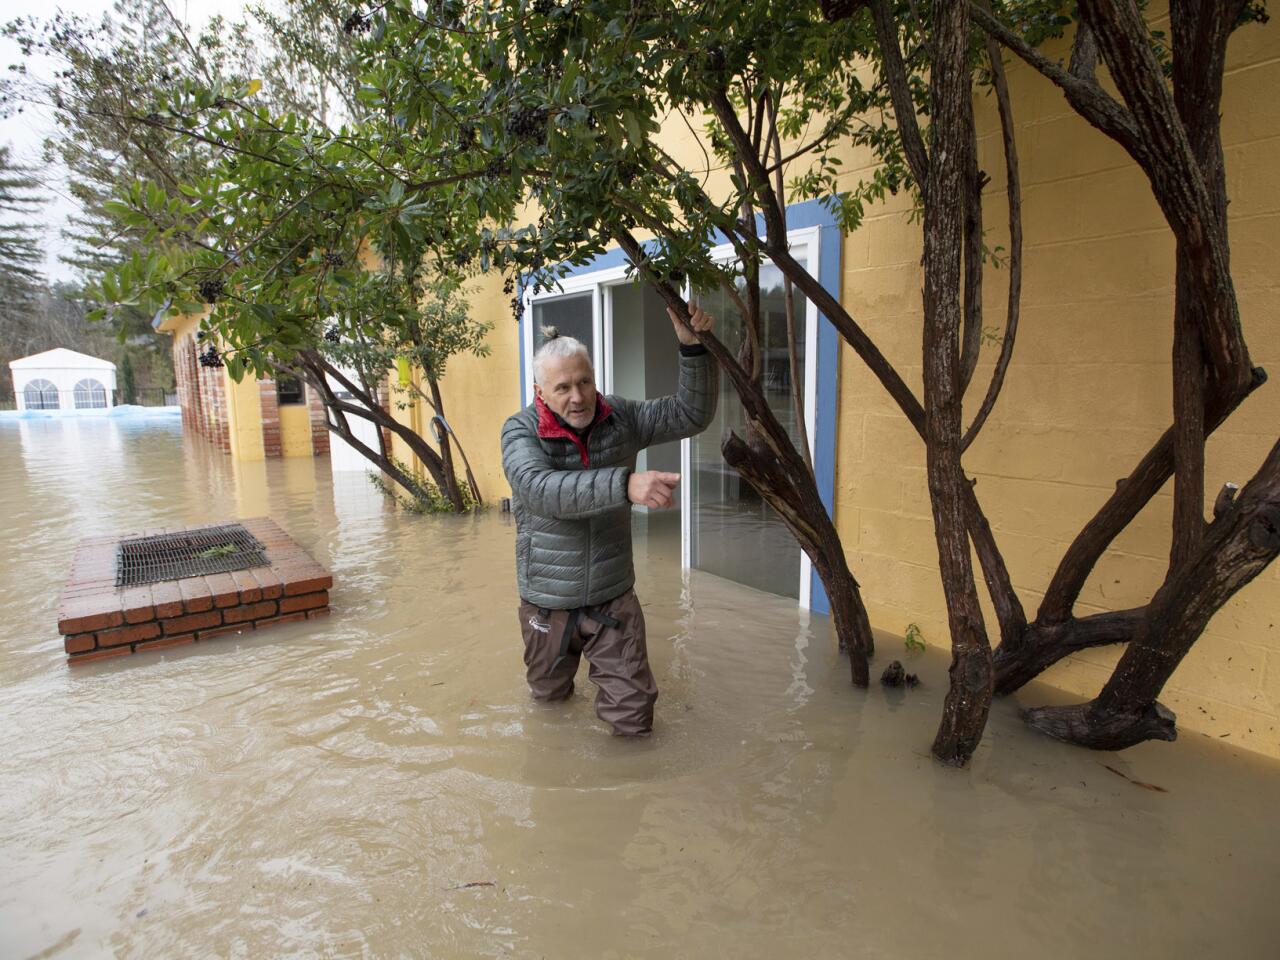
[501,306,717,735]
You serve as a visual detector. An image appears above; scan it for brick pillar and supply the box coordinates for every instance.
[176,336,201,435]
[201,347,216,441]
[213,368,230,453]
[201,363,212,439]
[200,361,229,454]
[306,383,329,456]
[259,379,282,458]
[183,336,229,454]
[174,338,190,431]
[198,347,214,441]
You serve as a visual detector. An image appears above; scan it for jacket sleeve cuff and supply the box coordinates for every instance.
[678,342,708,357]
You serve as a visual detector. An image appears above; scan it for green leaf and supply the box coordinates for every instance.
[621,110,643,146]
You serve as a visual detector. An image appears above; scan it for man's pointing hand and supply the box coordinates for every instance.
[628,471,681,510]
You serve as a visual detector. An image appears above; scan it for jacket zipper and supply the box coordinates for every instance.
[582,437,592,604]
[584,518,592,606]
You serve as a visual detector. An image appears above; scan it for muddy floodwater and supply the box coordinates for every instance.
[2,417,1279,959]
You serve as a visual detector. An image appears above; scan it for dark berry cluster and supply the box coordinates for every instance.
[198,277,225,304]
[322,250,344,266]
[484,157,511,178]
[504,105,547,142]
[343,11,371,34]
[532,0,555,15]
[198,344,224,368]
[323,325,341,344]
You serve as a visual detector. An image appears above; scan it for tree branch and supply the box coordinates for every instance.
[962,9,1024,450]
[871,0,930,192]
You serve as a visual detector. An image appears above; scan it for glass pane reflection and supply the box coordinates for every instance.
[690,260,807,598]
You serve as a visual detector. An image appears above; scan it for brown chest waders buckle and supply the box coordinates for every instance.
[549,605,623,673]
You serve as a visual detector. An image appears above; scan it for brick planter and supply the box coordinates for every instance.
[57,517,332,665]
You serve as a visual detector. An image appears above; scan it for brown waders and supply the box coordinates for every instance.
[518,588,657,736]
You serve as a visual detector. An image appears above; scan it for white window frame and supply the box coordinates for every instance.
[521,225,822,608]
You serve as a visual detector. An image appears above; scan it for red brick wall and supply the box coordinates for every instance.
[57,519,333,665]
[173,333,228,452]
[307,383,329,456]
[259,379,282,458]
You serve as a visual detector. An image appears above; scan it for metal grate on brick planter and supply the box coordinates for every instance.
[57,517,332,665]
[116,523,268,587]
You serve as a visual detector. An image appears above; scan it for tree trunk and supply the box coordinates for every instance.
[981,3,1280,751]
[426,373,467,511]
[923,0,994,767]
[1024,442,1280,748]
[296,351,470,512]
[722,429,874,686]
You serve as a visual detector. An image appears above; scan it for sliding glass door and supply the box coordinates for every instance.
[686,256,812,600]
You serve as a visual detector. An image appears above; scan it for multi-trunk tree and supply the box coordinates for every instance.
[94,84,495,511]
[970,0,1278,748]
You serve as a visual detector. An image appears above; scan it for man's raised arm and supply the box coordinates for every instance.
[628,305,719,449]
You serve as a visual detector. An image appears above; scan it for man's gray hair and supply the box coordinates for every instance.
[533,326,592,384]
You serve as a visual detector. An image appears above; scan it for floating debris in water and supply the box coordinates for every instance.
[880,661,920,688]
[1100,763,1169,793]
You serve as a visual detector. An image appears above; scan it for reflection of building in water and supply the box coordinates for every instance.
[16,416,127,473]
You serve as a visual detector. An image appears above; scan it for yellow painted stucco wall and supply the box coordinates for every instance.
[225,372,265,461]
[279,404,313,458]
[436,269,523,503]
[831,14,1280,757]
[387,269,521,505]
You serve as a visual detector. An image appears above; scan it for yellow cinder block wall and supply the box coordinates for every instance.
[436,270,523,503]
[394,269,522,503]
[834,13,1280,757]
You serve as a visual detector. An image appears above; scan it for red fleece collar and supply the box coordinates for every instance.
[535,395,613,467]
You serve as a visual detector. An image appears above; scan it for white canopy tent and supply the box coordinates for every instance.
[10,348,117,412]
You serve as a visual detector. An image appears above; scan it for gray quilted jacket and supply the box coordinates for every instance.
[502,349,716,609]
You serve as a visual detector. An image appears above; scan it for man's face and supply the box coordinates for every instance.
[535,352,598,430]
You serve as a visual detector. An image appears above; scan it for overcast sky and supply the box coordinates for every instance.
[0,0,248,284]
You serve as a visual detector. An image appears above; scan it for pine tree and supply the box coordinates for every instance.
[0,144,44,313]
